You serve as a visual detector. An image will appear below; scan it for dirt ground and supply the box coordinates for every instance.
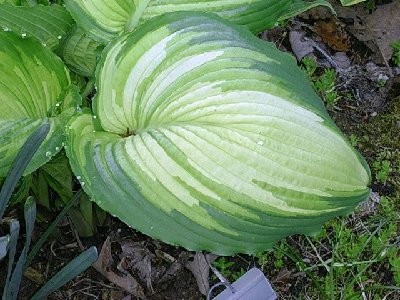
[1,0,399,299]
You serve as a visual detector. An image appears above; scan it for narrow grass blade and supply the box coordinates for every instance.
[25,190,83,267]
[3,219,20,299]
[5,197,36,300]
[0,235,9,261]
[30,246,98,300]
[0,124,49,220]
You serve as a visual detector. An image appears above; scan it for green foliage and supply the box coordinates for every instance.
[29,246,98,300]
[1,0,370,257]
[372,160,392,184]
[0,125,98,299]
[57,26,102,77]
[302,57,340,106]
[256,196,399,299]
[349,134,360,147]
[0,3,74,49]
[212,257,246,282]
[376,78,387,88]
[0,31,81,177]
[64,0,333,43]
[391,41,400,67]
[66,12,370,255]
[302,56,318,78]
[364,0,376,10]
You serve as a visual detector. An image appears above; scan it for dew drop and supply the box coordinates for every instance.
[55,103,60,107]
[81,182,85,186]
[61,142,65,147]
[93,115,97,119]
[21,33,27,38]
[41,42,47,47]
[257,141,264,146]
[150,226,154,230]
[55,147,60,151]
[3,27,10,32]
[45,151,52,157]
[76,176,81,180]
[58,35,62,39]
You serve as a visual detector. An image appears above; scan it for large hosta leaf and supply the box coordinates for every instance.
[64,0,333,43]
[0,4,75,50]
[0,32,81,177]
[66,12,370,255]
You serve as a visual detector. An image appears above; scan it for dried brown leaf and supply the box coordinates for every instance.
[119,240,155,292]
[335,2,400,65]
[93,237,145,298]
[313,18,351,52]
[185,252,217,296]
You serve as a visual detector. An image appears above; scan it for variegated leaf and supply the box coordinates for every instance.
[64,0,333,43]
[66,12,370,255]
[0,32,81,177]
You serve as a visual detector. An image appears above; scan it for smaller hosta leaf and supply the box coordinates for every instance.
[58,26,103,77]
[65,0,332,44]
[67,12,370,255]
[0,32,81,177]
[65,0,141,43]
[0,3,74,49]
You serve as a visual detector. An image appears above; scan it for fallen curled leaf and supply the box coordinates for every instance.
[289,30,315,61]
[313,18,351,51]
[119,240,154,293]
[93,237,145,298]
[186,252,218,296]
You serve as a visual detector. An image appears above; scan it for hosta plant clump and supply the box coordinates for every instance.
[66,12,371,255]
